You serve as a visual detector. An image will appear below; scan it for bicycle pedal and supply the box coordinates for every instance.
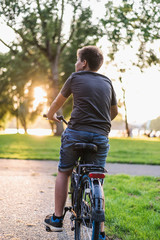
[70,218,75,231]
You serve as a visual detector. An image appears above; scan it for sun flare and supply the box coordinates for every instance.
[33,87,47,110]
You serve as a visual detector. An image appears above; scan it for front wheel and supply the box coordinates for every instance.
[75,176,101,240]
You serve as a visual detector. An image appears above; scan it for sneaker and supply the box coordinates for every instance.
[44,213,63,232]
[99,231,106,240]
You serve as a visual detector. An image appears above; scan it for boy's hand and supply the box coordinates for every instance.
[46,113,61,123]
[52,113,61,123]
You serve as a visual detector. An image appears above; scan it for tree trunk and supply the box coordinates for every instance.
[16,114,19,133]
[122,89,130,137]
[50,46,64,136]
[22,120,27,134]
[19,114,28,134]
[55,108,64,136]
[49,121,55,135]
[124,111,130,137]
[120,77,130,137]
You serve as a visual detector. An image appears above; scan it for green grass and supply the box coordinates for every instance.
[0,134,160,165]
[0,134,61,160]
[104,175,160,240]
[108,138,160,165]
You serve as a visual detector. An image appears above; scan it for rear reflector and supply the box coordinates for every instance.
[89,172,105,179]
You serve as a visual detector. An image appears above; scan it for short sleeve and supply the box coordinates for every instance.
[60,75,72,98]
[111,86,117,106]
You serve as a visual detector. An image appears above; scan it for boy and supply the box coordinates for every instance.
[44,46,118,239]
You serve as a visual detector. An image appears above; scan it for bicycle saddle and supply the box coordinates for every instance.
[74,143,98,152]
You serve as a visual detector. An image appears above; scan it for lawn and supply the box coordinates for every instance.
[0,134,160,165]
[108,137,160,165]
[104,175,160,240]
[0,134,61,160]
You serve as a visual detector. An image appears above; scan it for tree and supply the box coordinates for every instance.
[101,0,160,136]
[101,0,160,66]
[0,0,103,135]
[118,75,130,137]
[0,80,11,130]
[150,116,160,131]
[0,53,13,129]
[0,47,47,132]
[16,88,43,133]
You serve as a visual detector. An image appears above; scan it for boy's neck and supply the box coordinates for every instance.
[83,67,97,72]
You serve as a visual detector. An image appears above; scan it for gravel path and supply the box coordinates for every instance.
[0,159,159,240]
[0,160,74,240]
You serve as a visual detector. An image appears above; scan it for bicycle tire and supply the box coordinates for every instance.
[70,173,75,206]
[75,176,101,240]
[70,172,82,239]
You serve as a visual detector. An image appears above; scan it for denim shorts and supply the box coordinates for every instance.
[58,128,110,172]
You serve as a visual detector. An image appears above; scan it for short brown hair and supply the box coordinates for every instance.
[77,46,104,71]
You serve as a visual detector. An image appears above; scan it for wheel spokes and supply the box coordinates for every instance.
[80,185,93,240]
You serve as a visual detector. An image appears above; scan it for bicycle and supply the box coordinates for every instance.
[43,115,107,240]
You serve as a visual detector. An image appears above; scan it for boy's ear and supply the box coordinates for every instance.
[83,59,87,69]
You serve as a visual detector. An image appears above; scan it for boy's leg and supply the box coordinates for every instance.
[44,169,72,232]
[55,169,72,216]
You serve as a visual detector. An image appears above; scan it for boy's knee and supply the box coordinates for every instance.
[58,169,72,177]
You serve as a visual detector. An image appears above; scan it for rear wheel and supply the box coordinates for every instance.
[75,176,100,240]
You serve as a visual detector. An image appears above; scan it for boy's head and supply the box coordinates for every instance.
[76,46,104,72]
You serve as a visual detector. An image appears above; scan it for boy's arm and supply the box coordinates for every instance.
[110,105,118,120]
[47,92,67,122]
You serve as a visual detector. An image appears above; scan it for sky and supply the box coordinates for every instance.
[110,67,160,125]
[98,40,160,125]
[0,2,160,126]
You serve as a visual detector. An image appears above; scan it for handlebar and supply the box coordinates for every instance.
[43,114,68,125]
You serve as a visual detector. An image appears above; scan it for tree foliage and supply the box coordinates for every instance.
[0,50,46,132]
[0,53,13,129]
[101,0,160,69]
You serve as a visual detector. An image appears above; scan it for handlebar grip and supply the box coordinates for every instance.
[57,115,64,121]
[43,114,68,125]
[57,115,68,125]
